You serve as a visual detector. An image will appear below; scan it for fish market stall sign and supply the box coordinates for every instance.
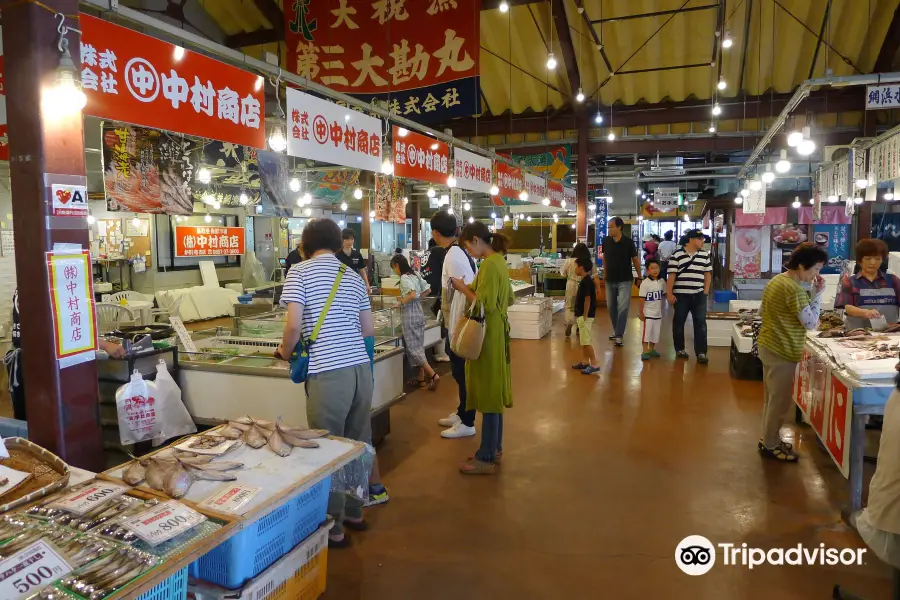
[121,500,206,546]
[49,482,129,516]
[0,540,73,599]
[175,226,245,257]
[79,14,265,148]
[47,251,98,366]
[392,126,449,184]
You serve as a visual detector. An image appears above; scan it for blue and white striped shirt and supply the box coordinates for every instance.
[280,254,370,375]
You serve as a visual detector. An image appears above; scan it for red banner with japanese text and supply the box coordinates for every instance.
[284,0,480,122]
[392,126,449,184]
[175,226,245,257]
[548,180,565,208]
[824,371,852,477]
[494,162,523,200]
[79,14,265,148]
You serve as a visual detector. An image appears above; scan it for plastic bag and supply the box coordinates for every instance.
[330,443,375,503]
[243,251,267,290]
[152,360,197,446]
[115,370,161,445]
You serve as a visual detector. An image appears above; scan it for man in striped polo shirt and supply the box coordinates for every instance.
[666,229,712,364]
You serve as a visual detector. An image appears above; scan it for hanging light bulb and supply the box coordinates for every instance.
[268,127,287,152]
[711,103,722,116]
[197,168,211,184]
[797,126,815,156]
[468,216,475,224]
[397,127,409,137]
[740,188,750,198]
[575,88,585,102]
[239,193,249,205]
[734,196,743,205]
[202,193,216,205]
[560,200,566,210]
[463,202,471,211]
[791,197,801,209]
[427,188,436,198]
[370,216,375,223]
[717,78,726,90]
[750,178,762,191]
[447,175,457,188]
[369,210,376,218]
[340,201,348,211]
[809,198,815,205]
[448,207,454,215]
[594,112,603,124]
[354,187,364,200]
[636,215,643,222]
[683,214,690,222]
[296,196,304,207]
[86,213,96,225]
[302,192,312,205]
[403,196,409,204]
[289,178,301,192]
[635,188,642,195]
[854,196,864,205]
[357,216,363,222]
[762,165,775,184]
[886,191,895,201]
[212,201,221,210]
[381,158,393,175]
[338,219,345,227]
[526,215,532,221]
[856,176,869,189]
[546,53,557,69]
[607,131,615,141]
[519,190,529,201]
[503,214,510,222]
[499,1,509,12]
[204,213,212,224]
[304,207,312,216]
[42,30,86,117]
[775,149,791,173]
[173,46,185,61]
[722,35,733,48]
[490,184,500,196]
[787,130,803,147]
[708,124,716,133]
[542,197,550,206]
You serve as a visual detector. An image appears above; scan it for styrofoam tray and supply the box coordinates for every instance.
[732,323,753,354]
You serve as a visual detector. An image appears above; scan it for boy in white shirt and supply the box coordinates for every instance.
[639,260,667,361]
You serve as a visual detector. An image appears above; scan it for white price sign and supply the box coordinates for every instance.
[0,540,72,599]
[120,501,206,547]
[199,484,260,514]
[49,482,129,516]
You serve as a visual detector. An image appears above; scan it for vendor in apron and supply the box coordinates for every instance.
[836,239,900,330]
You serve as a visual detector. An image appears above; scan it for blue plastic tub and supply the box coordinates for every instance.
[189,475,331,589]
[137,566,188,600]
[713,290,737,304]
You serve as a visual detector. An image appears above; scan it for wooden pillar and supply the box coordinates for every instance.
[361,194,371,250]
[576,118,588,241]
[856,202,873,243]
[411,201,421,250]
[5,2,102,468]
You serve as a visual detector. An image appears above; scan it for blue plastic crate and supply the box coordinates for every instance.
[713,290,737,304]
[189,475,331,589]
[137,567,188,600]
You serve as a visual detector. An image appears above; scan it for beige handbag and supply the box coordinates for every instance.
[450,301,486,360]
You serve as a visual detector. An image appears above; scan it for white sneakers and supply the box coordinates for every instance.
[441,422,476,438]
[438,412,460,427]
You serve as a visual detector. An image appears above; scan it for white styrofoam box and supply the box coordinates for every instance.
[225,283,244,293]
[509,323,550,339]
[729,299,761,312]
[732,323,754,353]
[708,336,731,347]
[190,287,232,320]
[708,318,738,339]
[158,289,201,322]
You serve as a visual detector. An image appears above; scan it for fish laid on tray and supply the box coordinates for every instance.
[122,449,244,499]
[219,416,329,458]
[49,546,158,600]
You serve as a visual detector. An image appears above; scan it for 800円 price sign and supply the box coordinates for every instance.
[120,501,207,547]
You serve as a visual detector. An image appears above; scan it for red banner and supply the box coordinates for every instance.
[494,162,523,199]
[79,14,265,149]
[824,372,852,476]
[0,50,8,161]
[392,126,449,184]
[285,1,478,95]
[548,181,565,207]
[175,226,245,257]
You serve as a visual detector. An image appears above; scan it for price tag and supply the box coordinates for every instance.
[0,540,72,599]
[48,482,129,516]
[198,484,260,514]
[169,316,197,353]
[120,501,206,547]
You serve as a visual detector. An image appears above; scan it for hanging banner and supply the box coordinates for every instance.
[453,148,492,194]
[102,124,195,215]
[653,187,680,211]
[175,226,245,257]
[284,0,480,122]
[743,187,766,214]
[866,84,900,110]
[47,251,98,364]
[392,126,449,184]
[285,88,383,172]
[735,207,787,226]
[548,181,564,207]
[564,186,576,209]
[733,227,763,279]
[495,162,523,200]
[813,224,851,274]
[524,173,547,204]
[79,14,265,148]
[511,146,571,182]
[594,191,608,260]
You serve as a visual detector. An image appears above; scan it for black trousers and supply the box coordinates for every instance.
[446,338,476,427]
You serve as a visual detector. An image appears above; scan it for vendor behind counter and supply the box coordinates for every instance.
[836,239,900,330]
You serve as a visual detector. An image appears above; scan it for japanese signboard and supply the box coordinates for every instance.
[813,224,851,274]
[101,124,195,214]
[453,148,492,194]
[392,126,449,184]
[50,183,87,217]
[285,88,383,173]
[47,251,98,364]
[548,181,565,207]
[653,187,680,210]
[284,0,480,122]
[564,186,576,209]
[593,190,609,258]
[512,146,571,181]
[524,173,547,204]
[175,226,245,257]
[794,356,853,478]
[79,14,265,148]
[494,162,523,200]
[743,186,766,214]
[866,84,900,110]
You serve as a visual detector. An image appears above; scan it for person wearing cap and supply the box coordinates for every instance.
[666,229,713,364]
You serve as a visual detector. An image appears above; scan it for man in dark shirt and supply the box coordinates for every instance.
[601,217,642,347]
[421,238,450,362]
[572,258,599,374]
[284,242,303,273]
[336,228,370,294]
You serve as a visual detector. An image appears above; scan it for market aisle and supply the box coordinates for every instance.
[327,302,888,599]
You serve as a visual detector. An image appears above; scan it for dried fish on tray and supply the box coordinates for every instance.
[818,311,845,331]
[0,438,70,514]
[44,546,160,600]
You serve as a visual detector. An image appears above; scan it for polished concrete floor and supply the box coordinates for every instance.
[324,302,891,599]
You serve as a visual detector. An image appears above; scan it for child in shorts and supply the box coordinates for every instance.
[639,259,667,361]
[571,257,599,374]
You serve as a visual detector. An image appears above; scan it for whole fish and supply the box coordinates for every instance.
[123,461,146,485]
[195,461,243,471]
[228,420,252,432]
[233,415,254,425]
[218,425,243,439]
[267,428,292,457]
[144,460,172,491]
[244,424,267,449]
[184,463,238,481]
[255,419,277,431]
[280,426,329,440]
[164,466,192,498]
[279,430,320,448]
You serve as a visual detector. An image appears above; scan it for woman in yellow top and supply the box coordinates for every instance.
[450,222,514,475]
[757,242,828,462]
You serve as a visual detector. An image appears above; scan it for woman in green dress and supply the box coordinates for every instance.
[450,221,514,475]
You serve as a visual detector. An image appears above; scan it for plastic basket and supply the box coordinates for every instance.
[190,523,328,600]
[137,566,188,600]
[189,475,331,589]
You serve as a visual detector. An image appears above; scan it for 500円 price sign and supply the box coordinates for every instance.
[49,482,129,516]
[120,501,206,546]
[0,540,72,599]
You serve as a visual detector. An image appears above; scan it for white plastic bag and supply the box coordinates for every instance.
[152,360,196,446]
[116,369,162,446]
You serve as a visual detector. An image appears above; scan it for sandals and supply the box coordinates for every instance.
[427,373,440,391]
[571,362,588,370]
[406,377,427,388]
[468,452,502,464]
[759,441,799,462]
[459,458,496,475]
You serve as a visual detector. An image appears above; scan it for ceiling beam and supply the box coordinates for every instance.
[616,62,710,76]
[253,0,284,30]
[551,0,580,99]
[225,27,283,48]
[443,90,864,137]
[875,2,900,72]
[590,3,718,25]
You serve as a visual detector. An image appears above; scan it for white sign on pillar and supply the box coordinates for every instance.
[743,187,766,214]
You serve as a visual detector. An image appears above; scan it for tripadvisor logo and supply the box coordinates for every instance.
[675,536,866,575]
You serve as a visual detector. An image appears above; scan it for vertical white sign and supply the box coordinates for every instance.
[453,148,493,194]
[743,187,766,214]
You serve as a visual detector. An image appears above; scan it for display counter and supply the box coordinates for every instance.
[794,332,895,512]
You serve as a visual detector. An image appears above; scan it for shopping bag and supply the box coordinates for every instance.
[153,360,197,446]
[115,370,161,446]
[450,302,486,360]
